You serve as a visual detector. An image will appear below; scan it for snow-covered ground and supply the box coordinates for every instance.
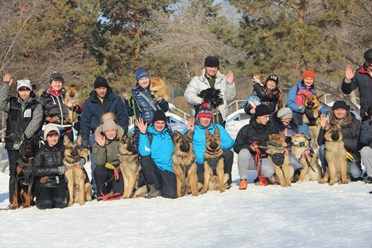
[0,119,371,248]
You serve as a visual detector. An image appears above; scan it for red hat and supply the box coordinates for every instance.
[303,68,315,80]
[197,103,213,118]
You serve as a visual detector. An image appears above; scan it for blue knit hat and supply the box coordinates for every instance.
[135,68,150,82]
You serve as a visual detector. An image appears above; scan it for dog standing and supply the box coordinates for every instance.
[10,136,38,209]
[172,130,198,197]
[150,77,171,101]
[319,126,348,185]
[290,134,323,182]
[64,85,80,123]
[119,133,147,198]
[202,128,228,193]
[64,135,92,206]
[266,134,293,187]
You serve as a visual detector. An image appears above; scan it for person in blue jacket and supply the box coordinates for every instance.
[184,103,234,188]
[136,110,176,199]
[125,68,169,145]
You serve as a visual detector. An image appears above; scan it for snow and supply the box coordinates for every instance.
[0,119,371,248]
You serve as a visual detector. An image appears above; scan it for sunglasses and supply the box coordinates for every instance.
[18,87,31,92]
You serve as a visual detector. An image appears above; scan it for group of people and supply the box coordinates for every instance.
[1,48,371,209]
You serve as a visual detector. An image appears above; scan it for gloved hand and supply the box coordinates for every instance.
[155,96,164,102]
[57,165,67,175]
[82,138,91,149]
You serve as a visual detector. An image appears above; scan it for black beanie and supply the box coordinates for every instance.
[50,72,64,84]
[152,110,167,124]
[205,56,219,68]
[255,104,271,117]
[265,74,279,85]
[94,76,109,89]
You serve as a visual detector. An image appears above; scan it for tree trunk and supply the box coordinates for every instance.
[134,13,141,59]
[298,0,307,24]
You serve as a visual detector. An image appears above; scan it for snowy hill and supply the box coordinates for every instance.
[0,119,371,248]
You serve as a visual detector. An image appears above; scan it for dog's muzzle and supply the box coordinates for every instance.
[331,131,339,141]
[180,142,190,153]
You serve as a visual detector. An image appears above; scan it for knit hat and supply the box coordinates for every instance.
[152,110,167,124]
[364,48,372,63]
[265,74,279,85]
[332,100,350,111]
[44,124,60,140]
[49,72,64,84]
[94,76,109,89]
[197,103,213,118]
[303,68,315,80]
[204,56,219,68]
[255,104,271,117]
[16,79,32,91]
[277,107,293,119]
[102,119,118,132]
[135,68,150,82]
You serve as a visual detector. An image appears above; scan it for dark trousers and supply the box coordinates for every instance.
[197,149,233,184]
[35,185,68,209]
[7,150,20,204]
[94,165,124,197]
[140,156,177,199]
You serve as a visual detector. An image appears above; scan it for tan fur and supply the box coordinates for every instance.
[290,134,322,182]
[202,128,228,193]
[302,94,323,151]
[252,73,265,84]
[266,134,293,187]
[64,85,80,123]
[150,77,171,101]
[172,130,198,197]
[319,126,349,185]
[119,134,146,198]
[64,135,92,206]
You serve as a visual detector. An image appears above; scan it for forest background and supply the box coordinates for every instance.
[0,0,371,113]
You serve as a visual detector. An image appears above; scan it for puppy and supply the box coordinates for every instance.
[202,128,228,193]
[150,77,171,101]
[319,125,348,185]
[64,85,80,123]
[252,73,265,85]
[64,135,92,206]
[119,133,147,198]
[266,134,293,187]
[198,88,223,109]
[290,134,322,182]
[302,94,324,151]
[172,130,198,197]
[11,136,38,209]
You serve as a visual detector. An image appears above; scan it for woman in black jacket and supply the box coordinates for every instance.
[33,124,68,209]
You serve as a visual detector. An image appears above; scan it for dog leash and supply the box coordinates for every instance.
[304,154,316,172]
[253,143,267,186]
[97,163,121,201]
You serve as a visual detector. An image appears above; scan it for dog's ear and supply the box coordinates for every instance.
[173,130,181,140]
[186,129,193,140]
[213,127,220,139]
[316,94,324,101]
[63,135,71,146]
[121,132,127,142]
[205,128,211,137]
[75,135,82,146]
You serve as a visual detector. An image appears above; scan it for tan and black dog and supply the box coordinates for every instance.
[64,135,92,206]
[64,85,80,124]
[172,130,198,197]
[10,136,39,209]
[119,133,147,198]
[290,134,322,182]
[266,134,293,187]
[319,125,348,185]
[150,77,171,101]
[202,128,228,193]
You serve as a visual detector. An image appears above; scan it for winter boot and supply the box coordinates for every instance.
[146,185,161,199]
[239,179,247,190]
[258,176,268,186]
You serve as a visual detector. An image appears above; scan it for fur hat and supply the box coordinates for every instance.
[152,110,167,124]
[16,79,32,91]
[277,107,293,119]
[135,68,150,82]
[102,119,118,132]
[265,74,279,85]
[204,56,219,68]
[94,76,109,89]
[303,68,315,80]
[100,112,116,123]
[332,100,350,111]
[44,124,60,140]
[197,103,213,118]
[364,48,372,63]
[255,104,271,117]
[49,72,64,84]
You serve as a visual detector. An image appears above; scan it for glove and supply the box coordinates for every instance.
[155,96,164,102]
[82,138,91,149]
[57,166,67,175]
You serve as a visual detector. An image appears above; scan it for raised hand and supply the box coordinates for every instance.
[319,114,328,129]
[345,64,355,81]
[187,118,195,132]
[95,132,106,146]
[226,70,234,84]
[136,118,148,134]
[3,73,13,85]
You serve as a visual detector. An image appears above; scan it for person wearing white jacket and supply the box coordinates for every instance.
[184,56,236,126]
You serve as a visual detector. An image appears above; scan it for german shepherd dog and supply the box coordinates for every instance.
[63,135,92,206]
[202,128,228,193]
[319,125,348,185]
[10,136,39,209]
[172,130,198,197]
[290,134,323,182]
[118,133,147,198]
[266,134,293,187]
[302,94,324,151]
[64,85,80,124]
